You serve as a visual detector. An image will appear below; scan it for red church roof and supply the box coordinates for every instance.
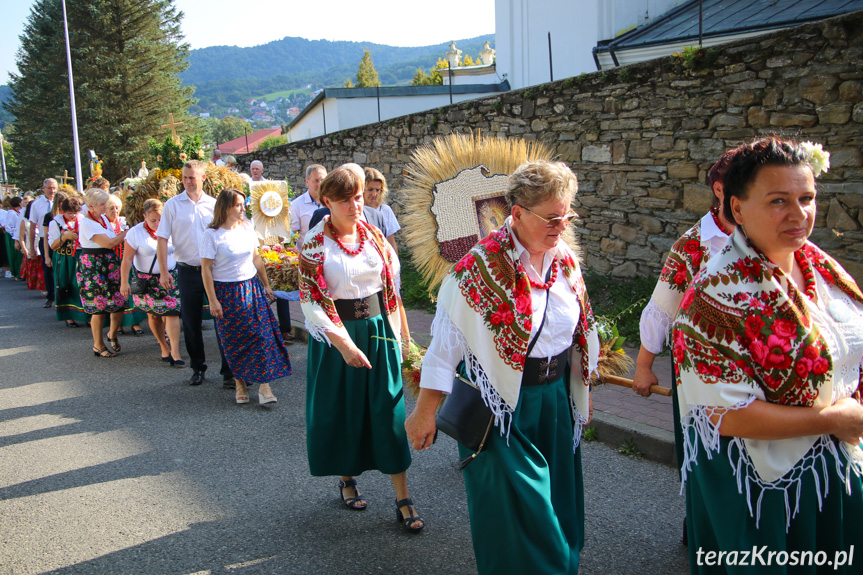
[216,128,282,154]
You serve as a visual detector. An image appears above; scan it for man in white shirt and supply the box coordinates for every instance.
[289,164,327,248]
[156,160,233,387]
[211,149,225,166]
[28,178,57,307]
[250,160,265,182]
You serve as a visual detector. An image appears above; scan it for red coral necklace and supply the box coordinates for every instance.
[528,258,558,290]
[793,249,817,301]
[144,222,158,240]
[327,219,365,256]
[710,204,733,236]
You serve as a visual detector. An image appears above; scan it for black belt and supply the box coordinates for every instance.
[334,291,384,321]
[522,348,570,386]
[78,248,112,255]
[177,262,202,272]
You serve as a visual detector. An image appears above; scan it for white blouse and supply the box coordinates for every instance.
[47,214,82,245]
[78,214,116,249]
[125,222,176,275]
[200,222,259,282]
[420,234,581,394]
[321,237,401,300]
[806,274,863,404]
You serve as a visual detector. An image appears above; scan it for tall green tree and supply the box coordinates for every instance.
[208,115,253,145]
[355,50,380,88]
[4,0,195,188]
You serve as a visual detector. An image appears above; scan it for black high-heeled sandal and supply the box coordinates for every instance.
[338,478,367,510]
[395,497,424,533]
[107,336,121,353]
[93,346,116,358]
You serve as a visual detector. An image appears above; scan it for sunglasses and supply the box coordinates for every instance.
[517,205,578,228]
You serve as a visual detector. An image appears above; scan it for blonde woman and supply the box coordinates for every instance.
[105,193,146,345]
[363,167,399,251]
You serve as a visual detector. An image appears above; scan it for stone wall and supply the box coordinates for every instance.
[240,10,863,280]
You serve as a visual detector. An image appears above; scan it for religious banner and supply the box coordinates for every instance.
[400,132,572,291]
[250,180,291,239]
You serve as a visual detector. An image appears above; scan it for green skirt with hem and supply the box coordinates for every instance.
[5,233,22,278]
[306,313,411,477]
[458,374,584,575]
[52,252,89,323]
[686,433,863,574]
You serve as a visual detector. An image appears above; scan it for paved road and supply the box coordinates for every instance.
[0,280,689,574]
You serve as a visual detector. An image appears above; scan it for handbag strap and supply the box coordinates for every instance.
[524,262,554,359]
[146,252,158,274]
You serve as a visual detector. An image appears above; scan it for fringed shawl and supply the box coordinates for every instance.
[437,220,600,446]
[673,228,863,528]
[299,217,401,343]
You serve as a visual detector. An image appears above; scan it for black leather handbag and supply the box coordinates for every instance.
[130,254,158,295]
[436,268,552,469]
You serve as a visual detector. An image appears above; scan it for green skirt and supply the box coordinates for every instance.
[686,434,863,574]
[306,313,411,477]
[53,252,89,322]
[5,232,22,278]
[459,375,584,575]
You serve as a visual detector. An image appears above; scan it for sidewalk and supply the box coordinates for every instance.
[283,300,678,467]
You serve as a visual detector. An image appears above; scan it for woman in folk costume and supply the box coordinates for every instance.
[673,137,863,573]
[300,164,423,532]
[47,195,88,327]
[104,193,146,347]
[77,188,128,358]
[406,161,600,574]
[3,196,24,279]
[18,197,46,293]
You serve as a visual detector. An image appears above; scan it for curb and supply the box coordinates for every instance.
[587,411,677,467]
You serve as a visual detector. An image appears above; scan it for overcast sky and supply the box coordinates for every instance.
[1,0,495,84]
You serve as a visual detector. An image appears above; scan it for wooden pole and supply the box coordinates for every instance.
[602,374,672,397]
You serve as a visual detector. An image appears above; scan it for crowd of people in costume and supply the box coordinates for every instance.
[2,136,862,574]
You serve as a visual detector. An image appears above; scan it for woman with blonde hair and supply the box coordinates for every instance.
[104,193,146,346]
[363,167,399,251]
[77,188,127,357]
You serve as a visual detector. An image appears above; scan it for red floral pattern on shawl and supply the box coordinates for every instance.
[451,224,595,380]
[299,218,398,327]
[674,232,863,406]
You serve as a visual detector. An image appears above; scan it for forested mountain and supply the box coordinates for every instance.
[184,35,494,112]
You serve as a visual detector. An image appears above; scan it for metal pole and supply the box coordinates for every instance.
[699,0,703,47]
[548,32,554,82]
[243,127,249,154]
[376,86,381,122]
[61,0,84,193]
[0,129,8,185]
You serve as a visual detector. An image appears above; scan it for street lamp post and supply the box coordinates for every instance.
[61,0,84,193]
[0,128,8,186]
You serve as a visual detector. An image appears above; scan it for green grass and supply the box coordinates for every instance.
[258,88,313,102]
[583,270,656,348]
[582,427,598,443]
[399,249,439,314]
[617,439,644,460]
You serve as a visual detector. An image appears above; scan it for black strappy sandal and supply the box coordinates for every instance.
[338,478,367,510]
[395,497,425,533]
[93,346,116,358]
[107,336,121,353]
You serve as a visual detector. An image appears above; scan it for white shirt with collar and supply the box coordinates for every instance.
[155,191,216,267]
[28,196,53,238]
[290,190,323,247]
[419,223,581,394]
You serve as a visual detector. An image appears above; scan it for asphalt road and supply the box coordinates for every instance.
[0,279,689,575]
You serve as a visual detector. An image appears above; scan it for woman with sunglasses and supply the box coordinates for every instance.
[406,160,599,574]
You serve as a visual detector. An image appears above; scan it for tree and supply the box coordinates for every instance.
[209,116,253,145]
[5,0,195,188]
[344,79,354,88]
[355,50,380,88]
[256,134,287,151]
[410,58,447,86]
[462,54,476,66]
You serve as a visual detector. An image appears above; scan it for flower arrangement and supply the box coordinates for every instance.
[800,141,831,178]
[147,134,204,172]
[258,244,299,291]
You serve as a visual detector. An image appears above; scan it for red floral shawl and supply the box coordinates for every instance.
[299,217,400,342]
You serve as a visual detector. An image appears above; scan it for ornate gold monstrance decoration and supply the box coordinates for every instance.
[250,181,291,238]
[401,132,577,291]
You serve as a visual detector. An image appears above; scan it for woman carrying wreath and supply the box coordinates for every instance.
[300,164,423,532]
[406,160,600,573]
[673,137,863,572]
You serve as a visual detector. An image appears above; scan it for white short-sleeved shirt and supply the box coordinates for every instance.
[156,191,216,267]
[200,222,259,282]
[0,209,6,230]
[28,196,53,238]
[47,214,82,245]
[290,191,323,247]
[126,222,176,275]
[379,204,401,236]
[78,214,116,249]
[7,209,22,241]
